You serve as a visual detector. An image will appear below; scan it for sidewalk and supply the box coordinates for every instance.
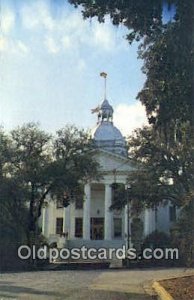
[89,268,194,297]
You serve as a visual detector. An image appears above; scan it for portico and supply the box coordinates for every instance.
[42,97,135,249]
[83,182,114,241]
[41,96,175,250]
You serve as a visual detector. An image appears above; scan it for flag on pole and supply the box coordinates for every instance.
[91,106,100,114]
[100,72,107,78]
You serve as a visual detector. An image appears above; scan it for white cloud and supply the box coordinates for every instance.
[0,37,29,55]
[20,1,126,54]
[61,36,72,50]
[41,8,54,31]
[21,4,39,29]
[92,23,114,51]
[21,1,54,30]
[0,37,7,51]
[44,36,60,54]
[17,41,29,54]
[0,0,131,62]
[1,10,15,34]
[77,59,86,71]
[62,11,86,32]
[114,102,148,136]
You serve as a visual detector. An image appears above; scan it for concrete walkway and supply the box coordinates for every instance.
[0,268,193,299]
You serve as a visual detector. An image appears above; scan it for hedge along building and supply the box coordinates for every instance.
[40,75,177,250]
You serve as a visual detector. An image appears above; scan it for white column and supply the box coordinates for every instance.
[41,203,46,236]
[83,183,91,240]
[44,203,50,238]
[104,183,112,240]
[144,208,153,236]
[151,208,156,232]
[69,202,75,239]
[47,200,55,236]
[63,205,70,235]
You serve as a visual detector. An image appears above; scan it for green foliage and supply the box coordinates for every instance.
[131,217,144,252]
[171,205,194,266]
[0,130,27,270]
[9,123,52,237]
[49,125,100,203]
[6,124,99,236]
[69,0,165,42]
[10,122,52,184]
[142,230,171,249]
[0,124,100,269]
[127,123,194,265]
[138,22,193,137]
[127,124,194,208]
[110,183,126,209]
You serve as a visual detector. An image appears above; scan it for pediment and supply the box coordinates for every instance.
[93,149,134,173]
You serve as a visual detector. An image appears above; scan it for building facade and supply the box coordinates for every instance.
[40,99,176,250]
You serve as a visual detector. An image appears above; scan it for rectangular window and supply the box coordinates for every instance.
[75,218,83,238]
[114,218,122,238]
[169,205,176,222]
[56,218,63,235]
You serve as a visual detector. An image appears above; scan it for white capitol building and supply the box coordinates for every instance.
[40,96,176,250]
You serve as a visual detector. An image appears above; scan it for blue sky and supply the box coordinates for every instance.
[0,0,148,136]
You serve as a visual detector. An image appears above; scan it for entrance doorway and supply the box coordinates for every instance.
[90,218,104,240]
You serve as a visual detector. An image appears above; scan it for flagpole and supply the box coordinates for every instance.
[104,75,106,100]
[100,72,107,100]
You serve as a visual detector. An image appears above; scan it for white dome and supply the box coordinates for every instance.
[91,121,127,156]
[91,121,124,141]
[90,99,127,156]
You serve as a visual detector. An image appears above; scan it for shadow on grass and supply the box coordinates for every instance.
[0,294,17,299]
[0,284,69,298]
[126,294,156,300]
[68,289,157,300]
[0,281,14,285]
[0,284,157,300]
